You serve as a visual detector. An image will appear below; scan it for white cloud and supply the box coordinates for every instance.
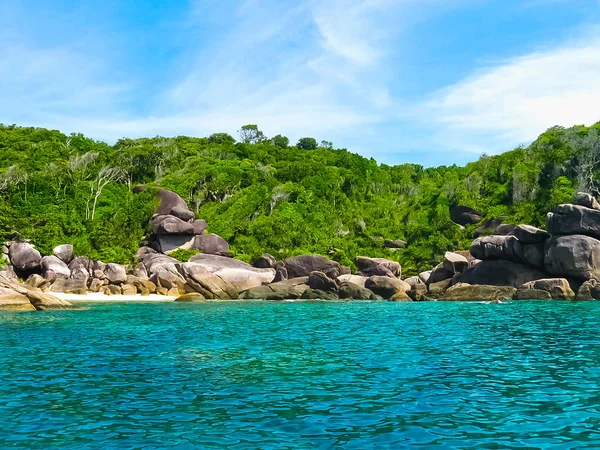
[425,35,600,154]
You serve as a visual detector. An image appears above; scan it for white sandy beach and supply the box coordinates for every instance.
[53,293,178,302]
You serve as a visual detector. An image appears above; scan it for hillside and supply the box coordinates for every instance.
[0,123,598,275]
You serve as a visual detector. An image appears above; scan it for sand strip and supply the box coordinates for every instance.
[52,293,177,302]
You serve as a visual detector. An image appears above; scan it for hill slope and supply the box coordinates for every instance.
[0,123,598,274]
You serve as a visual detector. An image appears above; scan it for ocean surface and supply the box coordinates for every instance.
[1,300,600,449]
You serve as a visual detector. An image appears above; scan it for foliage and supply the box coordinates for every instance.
[1,122,599,274]
[169,248,201,262]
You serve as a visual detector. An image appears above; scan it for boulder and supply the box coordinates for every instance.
[510,225,551,244]
[105,263,127,284]
[178,262,238,300]
[175,293,206,302]
[50,278,87,293]
[9,243,42,271]
[41,255,71,282]
[470,235,523,262]
[450,206,483,226]
[155,266,186,290]
[52,244,73,264]
[418,270,432,284]
[514,288,553,300]
[151,215,196,235]
[407,285,427,301]
[453,260,549,287]
[188,254,275,291]
[389,291,412,302]
[384,239,406,249]
[135,280,156,294]
[428,265,453,284]
[280,255,347,279]
[494,224,516,236]
[155,189,195,220]
[243,277,309,300]
[441,283,516,301]
[522,243,545,269]
[192,234,230,255]
[26,291,74,310]
[104,285,122,295]
[427,278,452,297]
[442,252,469,275]
[338,282,378,300]
[404,276,424,289]
[308,271,339,292]
[573,192,600,210]
[121,284,137,296]
[365,276,410,299]
[68,256,92,275]
[25,274,45,288]
[576,279,600,301]
[336,274,368,288]
[519,278,575,300]
[155,235,195,254]
[475,218,504,237]
[192,219,208,235]
[547,204,600,239]
[133,262,149,280]
[0,292,35,311]
[544,235,600,280]
[355,256,401,278]
[301,289,339,300]
[253,254,276,269]
[89,278,105,292]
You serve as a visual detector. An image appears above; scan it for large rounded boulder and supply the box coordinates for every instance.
[544,235,600,280]
[9,243,42,271]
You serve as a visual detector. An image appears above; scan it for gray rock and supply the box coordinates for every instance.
[105,263,127,284]
[336,274,369,288]
[41,255,71,282]
[475,218,504,237]
[25,274,46,288]
[470,235,523,262]
[514,288,553,300]
[428,265,454,284]
[187,254,275,291]
[522,243,545,269]
[191,219,208,235]
[547,204,600,239]
[338,282,378,300]
[441,283,516,301]
[418,270,432,284]
[281,255,347,279]
[155,189,195,220]
[384,239,406,249]
[253,254,276,269]
[243,277,309,300]
[156,235,195,254]
[442,252,469,275]
[450,206,483,226]
[355,256,401,278]
[365,276,410,299]
[404,276,424,288]
[544,235,600,280]
[152,215,196,235]
[301,289,339,300]
[192,234,230,255]
[52,244,73,264]
[519,278,575,300]
[494,224,516,236]
[26,291,75,310]
[178,262,239,300]
[511,224,551,244]
[573,192,600,211]
[576,279,600,301]
[9,243,42,271]
[453,260,549,287]
[308,271,339,292]
[50,278,87,293]
[68,256,92,275]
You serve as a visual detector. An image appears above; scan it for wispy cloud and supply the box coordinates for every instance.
[423,32,600,154]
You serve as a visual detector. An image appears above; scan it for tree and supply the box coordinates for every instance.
[238,125,266,144]
[208,133,235,145]
[297,137,318,150]
[86,167,125,221]
[320,140,333,150]
[271,134,289,148]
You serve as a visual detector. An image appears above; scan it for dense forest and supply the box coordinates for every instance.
[0,123,598,275]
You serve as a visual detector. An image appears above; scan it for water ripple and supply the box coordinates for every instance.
[0,301,600,448]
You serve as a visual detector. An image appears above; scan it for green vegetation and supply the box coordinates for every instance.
[169,248,201,262]
[1,122,599,274]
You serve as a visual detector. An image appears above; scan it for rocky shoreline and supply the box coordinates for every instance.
[2,188,600,311]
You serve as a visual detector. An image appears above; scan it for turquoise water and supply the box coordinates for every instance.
[1,301,600,449]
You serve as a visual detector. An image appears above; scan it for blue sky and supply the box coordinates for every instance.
[1,0,600,166]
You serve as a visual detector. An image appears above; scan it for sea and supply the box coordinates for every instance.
[1,300,599,449]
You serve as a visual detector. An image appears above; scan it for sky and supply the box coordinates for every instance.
[1,0,600,166]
